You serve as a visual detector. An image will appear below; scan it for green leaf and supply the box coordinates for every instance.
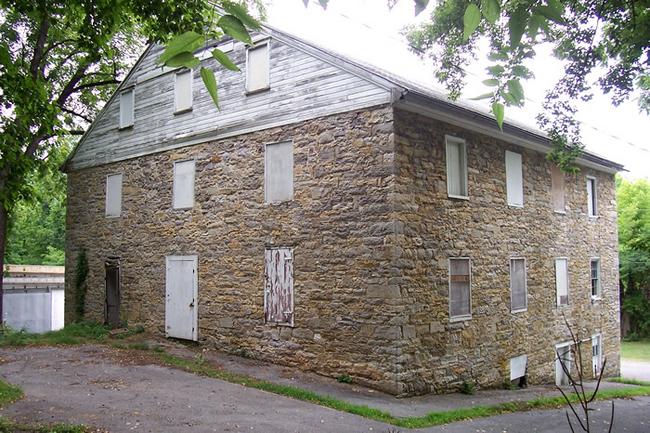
[165,52,200,69]
[534,0,564,24]
[512,65,532,78]
[463,4,481,41]
[507,78,525,104]
[482,78,499,87]
[212,49,240,71]
[502,92,517,105]
[508,7,528,48]
[487,64,505,76]
[471,92,494,100]
[201,67,219,109]
[222,1,260,29]
[480,0,500,25]
[528,13,546,38]
[218,15,252,45]
[492,101,505,130]
[159,31,204,65]
[487,51,508,61]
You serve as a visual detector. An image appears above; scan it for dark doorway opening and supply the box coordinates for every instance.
[105,258,121,328]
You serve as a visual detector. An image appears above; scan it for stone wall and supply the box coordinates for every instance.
[65,105,409,394]
[392,108,621,394]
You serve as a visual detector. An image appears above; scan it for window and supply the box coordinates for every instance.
[510,258,527,312]
[587,177,598,217]
[105,174,123,217]
[591,334,602,378]
[174,69,193,113]
[264,247,294,326]
[119,88,134,128]
[555,258,569,306]
[505,151,524,207]
[551,164,565,213]
[264,141,293,203]
[590,258,601,299]
[449,258,471,320]
[445,136,468,198]
[246,42,269,93]
[173,160,195,209]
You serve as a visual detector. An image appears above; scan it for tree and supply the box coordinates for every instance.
[401,0,649,169]
[617,177,650,337]
[0,0,261,323]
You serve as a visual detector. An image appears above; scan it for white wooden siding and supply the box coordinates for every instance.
[67,35,391,170]
[505,150,523,207]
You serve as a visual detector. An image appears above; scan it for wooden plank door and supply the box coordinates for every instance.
[165,256,198,341]
[264,248,294,326]
[105,264,121,328]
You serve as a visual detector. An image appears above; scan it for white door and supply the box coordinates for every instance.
[556,343,573,386]
[592,334,602,378]
[165,256,198,341]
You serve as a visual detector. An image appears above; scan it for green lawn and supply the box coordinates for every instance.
[621,340,650,362]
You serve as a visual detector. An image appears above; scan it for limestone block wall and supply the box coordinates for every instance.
[392,109,621,394]
[65,105,410,394]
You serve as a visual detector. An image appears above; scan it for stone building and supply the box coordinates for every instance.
[63,26,624,396]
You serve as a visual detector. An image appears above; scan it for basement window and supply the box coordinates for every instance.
[449,258,471,321]
[505,151,523,207]
[105,174,123,217]
[174,69,193,113]
[264,247,294,326]
[555,258,569,307]
[510,258,527,312]
[445,136,468,199]
[173,160,195,209]
[119,88,134,129]
[246,42,269,93]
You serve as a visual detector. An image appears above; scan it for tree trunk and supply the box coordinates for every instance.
[0,202,6,326]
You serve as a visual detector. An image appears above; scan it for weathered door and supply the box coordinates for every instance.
[264,248,294,326]
[105,262,121,328]
[556,344,573,386]
[165,256,198,341]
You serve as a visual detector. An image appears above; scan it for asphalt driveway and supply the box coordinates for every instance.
[1,345,649,433]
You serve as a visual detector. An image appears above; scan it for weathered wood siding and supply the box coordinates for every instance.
[67,32,392,170]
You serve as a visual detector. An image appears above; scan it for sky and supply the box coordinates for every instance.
[266,0,650,179]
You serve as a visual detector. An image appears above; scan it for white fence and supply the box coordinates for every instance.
[2,264,65,333]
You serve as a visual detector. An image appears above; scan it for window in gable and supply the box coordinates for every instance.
[587,176,598,217]
[119,88,134,129]
[246,42,269,93]
[105,174,123,217]
[505,151,524,207]
[555,258,569,306]
[551,164,566,213]
[449,258,471,320]
[174,69,193,113]
[510,258,527,312]
[264,141,293,203]
[445,136,468,198]
[173,160,195,209]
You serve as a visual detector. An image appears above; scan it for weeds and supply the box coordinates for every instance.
[336,374,353,384]
[0,380,23,407]
[460,380,476,395]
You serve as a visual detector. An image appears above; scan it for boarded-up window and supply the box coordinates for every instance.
[449,258,471,319]
[173,160,195,209]
[510,258,527,312]
[555,258,569,306]
[587,177,598,217]
[591,258,601,298]
[265,141,293,203]
[264,247,294,326]
[174,69,193,113]
[246,43,269,93]
[105,174,123,217]
[505,151,523,207]
[119,88,134,128]
[445,136,468,198]
[551,164,565,212]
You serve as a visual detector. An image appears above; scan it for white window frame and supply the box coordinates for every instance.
[105,173,123,218]
[591,333,603,378]
[555,257,569,307]
[587,176,598,217]
[264,141,294,204]
[445,135,469,199]
[510,257,528,313]
[505,150,524,207]
[448,257,472,322]
[172,159,196,210]
[246,40,270,94]
[119,88,135,129]
[590,257,602,300]
[174,69,193,114]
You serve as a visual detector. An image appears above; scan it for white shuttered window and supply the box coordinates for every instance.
[173,160,195,209]
[449,258,471,320]
[174,70,193,113]
[119,89,134,128]
[555,258,569,306]
[246,43,269,93]
[445,136,468,198]
[265,141,293,203]
[510,258,527,312]
[105,174,123,217]
[505,151,524,206]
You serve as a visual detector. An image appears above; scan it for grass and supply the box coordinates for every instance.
[609,377,650,386]
[0,417,88,433]
[621,340,650,362]
[0,322,109,347]
[0,379,23,407]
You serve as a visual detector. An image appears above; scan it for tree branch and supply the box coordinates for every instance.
[72,78,120,93]
[61,107,92,123]
[30,13,50,79]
